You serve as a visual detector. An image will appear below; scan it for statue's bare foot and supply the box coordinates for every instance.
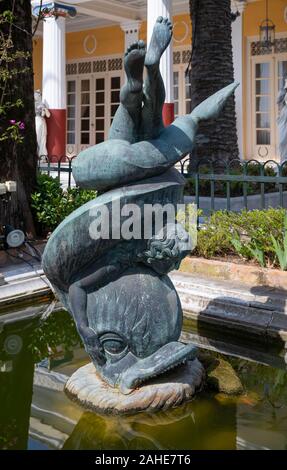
[124,40,146,93]
[145,16,173,67]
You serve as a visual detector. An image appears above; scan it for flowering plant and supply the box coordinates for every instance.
[0,2,30,144]
[0,119,25,142]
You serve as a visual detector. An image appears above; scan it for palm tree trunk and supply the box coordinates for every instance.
[0,0,37,235]
[189,0,239,166]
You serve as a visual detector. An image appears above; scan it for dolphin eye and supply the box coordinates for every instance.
[103,339,125,354]
[100,333,128,356]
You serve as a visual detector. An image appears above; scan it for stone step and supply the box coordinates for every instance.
[171,272,287,312]
[0,269,52,310]
[170,271,287,342]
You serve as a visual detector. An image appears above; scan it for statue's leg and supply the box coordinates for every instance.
[73,82,238,191]
[141,17,173,140]
[109,41,146,143]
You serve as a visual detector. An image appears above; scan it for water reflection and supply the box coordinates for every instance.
[0,321,35,450]
[0,309,80,450]
[63,398,237,451]
[0,306,287,450]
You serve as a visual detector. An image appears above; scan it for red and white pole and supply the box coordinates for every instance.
[147,0,174,127]
[33,3,76,160]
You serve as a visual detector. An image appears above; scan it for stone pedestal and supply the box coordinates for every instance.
[65,359,205,415]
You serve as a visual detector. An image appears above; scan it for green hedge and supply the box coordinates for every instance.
[31,174,97,233]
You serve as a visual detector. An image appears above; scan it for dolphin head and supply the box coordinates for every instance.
[86,266,196,394]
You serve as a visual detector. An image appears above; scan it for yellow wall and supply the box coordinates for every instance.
[243,0,286,37]
[139,14,191,47]
[66,24,124,59]
[32,13,191,81]
[65,13,191,61]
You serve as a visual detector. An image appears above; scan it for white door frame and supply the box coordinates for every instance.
[246,33,287,162]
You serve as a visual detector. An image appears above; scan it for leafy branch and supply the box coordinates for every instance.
[0,0,29,143]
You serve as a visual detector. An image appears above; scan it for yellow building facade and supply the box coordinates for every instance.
[32,0,287,161]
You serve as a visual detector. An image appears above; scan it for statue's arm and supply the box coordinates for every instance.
[68,263,122,365]
[44,108,51,118]
[41,107,51,118]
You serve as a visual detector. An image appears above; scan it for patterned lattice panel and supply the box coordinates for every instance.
[66,63,78,75]
[173,51,181,65]
[93,60,107,73]
[182,50,191,63]
[275,38,287,54]
[78,61,92,74]
[251,38,287,56]
[108,58,123,71]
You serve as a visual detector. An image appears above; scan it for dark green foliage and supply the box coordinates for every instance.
[28,310,81,362]
[31,174,97,232]
[270,213,287,270]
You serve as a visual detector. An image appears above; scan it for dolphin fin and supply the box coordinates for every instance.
[191,82,239,124]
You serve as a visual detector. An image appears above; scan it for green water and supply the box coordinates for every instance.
[1,307,287,451]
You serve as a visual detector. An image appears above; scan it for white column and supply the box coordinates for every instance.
[232,0,247,160]
[121,21,142,51]
[42,15,66,110]
[147,0,174,107]
[32,2,76,158]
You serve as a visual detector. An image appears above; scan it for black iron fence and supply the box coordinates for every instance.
[37,155,76,189]
[38,155,287,212]
[179,156,287,212]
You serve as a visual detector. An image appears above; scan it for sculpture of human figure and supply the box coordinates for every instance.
[73,18,237,192]
[69,17,238,364]
[34,90,50,157]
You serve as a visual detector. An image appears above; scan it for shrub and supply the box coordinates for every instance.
[31,174,96,233]
[270,213,287,270]
[195,208,287,268]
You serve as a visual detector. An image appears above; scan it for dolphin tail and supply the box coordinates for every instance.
[191,82,239,124]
